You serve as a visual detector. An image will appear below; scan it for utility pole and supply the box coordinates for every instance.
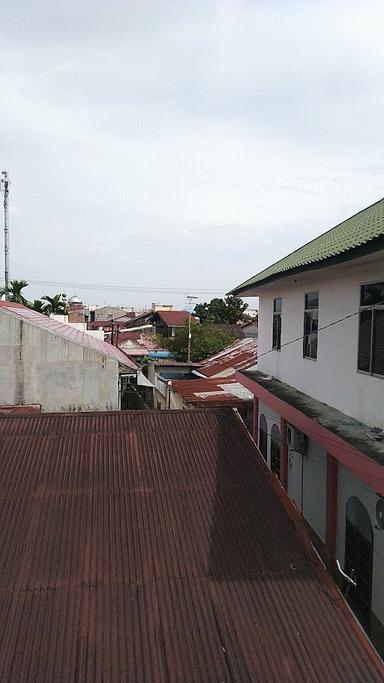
[187,295,198,363]
[1,171,10,301]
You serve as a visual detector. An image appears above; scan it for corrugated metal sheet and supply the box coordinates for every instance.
[0,404,41,415]
[0,303,137,370]
[198,338,258,378]
[231,196,384,293]
[172,377,253,408]
[0,409,382,681]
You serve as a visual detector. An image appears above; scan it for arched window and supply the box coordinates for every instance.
[270,424,280,479]
[259,415,268,461]
[345,497,373,632]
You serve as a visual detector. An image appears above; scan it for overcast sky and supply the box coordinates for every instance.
[2,0,384,309]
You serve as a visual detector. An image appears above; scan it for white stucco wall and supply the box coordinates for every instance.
[0,314,119,412]
[336,465,384,624]
[257,251,384,427]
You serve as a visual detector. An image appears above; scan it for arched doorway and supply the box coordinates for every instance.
[344,497,373,632]
[270,424,280,480]
[259,415,268,461]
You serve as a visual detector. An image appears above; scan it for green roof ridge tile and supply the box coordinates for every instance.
[231,196,384,292]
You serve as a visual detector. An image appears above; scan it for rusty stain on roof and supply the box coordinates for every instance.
[0,302,137,370]
[172,377,253,408]
[0,409,382,681]
[198,338,258,378]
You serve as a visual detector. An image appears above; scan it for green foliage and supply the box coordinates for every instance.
[30,299,48,314]
[161,323,235,362]
[194,295,248,325]
[0,280,69,316]
[0,279,29,305]
[41,293,68,315]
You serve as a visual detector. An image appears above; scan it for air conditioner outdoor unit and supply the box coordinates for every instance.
[287,425,308,455]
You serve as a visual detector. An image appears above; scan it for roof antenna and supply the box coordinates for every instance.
[0,171,10,301]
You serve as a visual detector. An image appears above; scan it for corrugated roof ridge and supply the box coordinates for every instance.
[231,195,384,292]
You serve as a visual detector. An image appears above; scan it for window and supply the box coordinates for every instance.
[270,424,280,479]
[303,292,318,359]
[272,298,282,350]
[358,282,384,376]
[259,415,268,461]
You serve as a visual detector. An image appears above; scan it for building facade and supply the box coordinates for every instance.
[231,197,384,655]
[0,302,137,412]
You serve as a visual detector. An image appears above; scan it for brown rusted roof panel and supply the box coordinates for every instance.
[0,409,382,681]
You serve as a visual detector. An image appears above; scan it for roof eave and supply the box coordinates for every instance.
[229,235,384,296]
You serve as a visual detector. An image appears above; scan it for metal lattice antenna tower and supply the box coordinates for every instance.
[0,171,10,301]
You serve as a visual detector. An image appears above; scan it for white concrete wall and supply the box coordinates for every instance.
[257,251,384,427]
[302,441,326,541]
[0,314,119,412]
[336,465,384,624]
[259,401,326,540]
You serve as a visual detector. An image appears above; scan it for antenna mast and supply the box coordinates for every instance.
[1,171,10,301]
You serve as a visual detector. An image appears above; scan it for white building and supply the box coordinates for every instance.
[231,197,384,656]
[0,302,137,412]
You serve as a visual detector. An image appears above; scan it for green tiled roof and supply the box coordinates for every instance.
[231,197,384,294]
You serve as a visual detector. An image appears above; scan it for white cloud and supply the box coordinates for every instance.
[1,0,384,307]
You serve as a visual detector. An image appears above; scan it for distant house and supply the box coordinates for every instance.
[90,305,135,322]
[230,196,384,655]
[147,358,199,409]
[0,408,382,680]
[121,309,198,338]
[115,330,160,359]
[154,310,195,337]
[0,302,137,412]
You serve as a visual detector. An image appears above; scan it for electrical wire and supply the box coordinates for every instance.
[257,298,384,361]
[2,277,226,296]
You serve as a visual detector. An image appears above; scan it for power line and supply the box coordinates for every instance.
[0,277,227,296]
[257,298,384,361]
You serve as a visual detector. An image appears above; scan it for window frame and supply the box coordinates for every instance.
[303,291,319,361]
[272,297,282,351]
[357,280,384,379]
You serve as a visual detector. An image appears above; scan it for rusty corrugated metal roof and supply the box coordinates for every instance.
[172,377,253,408]
[0,302,137,370]
[198,338,258,378]
[0,409,382,681]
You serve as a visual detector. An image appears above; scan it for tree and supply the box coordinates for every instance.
[0,279,29,305]
[41,293,68,315]
[194,295,248,325]
[31,299,47,314]
[160,323,235,362]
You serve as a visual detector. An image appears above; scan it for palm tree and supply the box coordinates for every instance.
[31,299,47,314]
[41,293,68,315]
[0,279,29,305]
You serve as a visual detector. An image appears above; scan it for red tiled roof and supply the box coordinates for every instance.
[0,303,137,370]
[172,377,253,408]
[198,338,258,378]
[156,310,194,326]
[0,409,382,681]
